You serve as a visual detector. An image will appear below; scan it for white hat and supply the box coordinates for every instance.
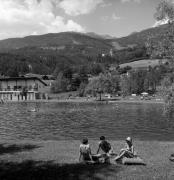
[126,137,132,142]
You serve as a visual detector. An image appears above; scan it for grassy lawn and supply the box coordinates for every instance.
[48,91,79,100]
[0,140,174,180]
[119,59,168,69]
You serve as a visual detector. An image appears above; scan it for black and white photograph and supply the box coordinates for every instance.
[0,0,174,179]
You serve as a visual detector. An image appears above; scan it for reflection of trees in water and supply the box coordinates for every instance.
[162,100,174,130]
[133,104,173,130]
[163,98,174,118]
[163,108,174,126]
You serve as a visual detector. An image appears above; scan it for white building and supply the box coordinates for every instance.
[0,77,48,101]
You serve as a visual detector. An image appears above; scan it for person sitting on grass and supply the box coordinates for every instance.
[96,136,115,163]
[114,137,135,162]
[79,138,98,163]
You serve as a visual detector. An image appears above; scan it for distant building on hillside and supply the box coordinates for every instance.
[0,77,48,101]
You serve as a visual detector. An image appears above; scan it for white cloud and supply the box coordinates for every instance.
[121,0,141,3]
[100,2,112,8]
[102,13,121,22]
[112,13,121,21]
[59,0,104,16]
[0,0,85,40]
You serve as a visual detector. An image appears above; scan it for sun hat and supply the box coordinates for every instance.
[126,137,132,142]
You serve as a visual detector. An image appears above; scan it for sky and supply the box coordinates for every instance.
[0,0,166,40]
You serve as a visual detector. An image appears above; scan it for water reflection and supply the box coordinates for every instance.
[0,102,174,141]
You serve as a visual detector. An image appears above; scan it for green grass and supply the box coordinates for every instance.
[48,91,78,100]
[119,59,168,69]
[0,140,174,180]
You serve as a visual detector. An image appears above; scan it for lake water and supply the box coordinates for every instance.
[0,102,174,141]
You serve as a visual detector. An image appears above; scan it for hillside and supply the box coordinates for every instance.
[119,59,168,70]
[0,24,169,52]
[106,24,168,49]
[0,24,169,77]
[0,32,112,56]
[85,32,115,40]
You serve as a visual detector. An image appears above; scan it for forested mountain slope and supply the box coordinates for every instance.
[0,24,168,76]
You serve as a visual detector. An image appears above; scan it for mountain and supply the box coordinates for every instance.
[107,24,169,48]
[86,32,115,39]
[0,32,115,76]
[0,24,168,53]
[0,24,170,76]
[0,32,112,56]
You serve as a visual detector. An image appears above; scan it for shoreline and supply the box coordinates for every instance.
[4,98,164,104]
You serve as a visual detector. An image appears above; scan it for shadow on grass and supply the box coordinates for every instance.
[0,160,122,180]
[0,144,40,155]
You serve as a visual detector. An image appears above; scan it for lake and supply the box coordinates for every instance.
[0,102,173,141]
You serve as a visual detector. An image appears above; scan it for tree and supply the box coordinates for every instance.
[146,25,174,59]
[154,0,174,24]
[146,0,174,59]
[159,76,173,96]
[85,73,113,100]
[120,75,131,96]
[0,82,2,91]
[110,75,120,94]
[159,77,174,117]
[89,63,104,75]
[77,65,89,84]
[146,0,174,116]
[78,82,88,97]
[51,72,69,93]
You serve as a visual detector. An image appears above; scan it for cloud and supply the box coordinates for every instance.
[0,0,85,40]
[59,0,104,16]
[102,13,121,22]
[112,13,121,21]
[121,0,141,3]
[100,2,112,8]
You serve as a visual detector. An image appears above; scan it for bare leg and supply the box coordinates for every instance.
[114,150,127,161]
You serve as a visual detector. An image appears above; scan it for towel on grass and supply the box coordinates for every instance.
[122,156,146,165]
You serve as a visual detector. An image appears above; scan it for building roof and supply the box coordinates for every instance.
[0,77,47,86]
[24,73,42,79]
[24,73,55,80]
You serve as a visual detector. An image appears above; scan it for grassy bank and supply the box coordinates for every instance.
[0,140,174,179]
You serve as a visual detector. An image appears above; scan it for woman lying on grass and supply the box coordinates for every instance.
[114,137,135,162]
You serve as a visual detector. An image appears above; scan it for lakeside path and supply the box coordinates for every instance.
[0,140,174,180]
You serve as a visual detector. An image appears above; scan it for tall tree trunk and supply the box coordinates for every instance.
[99,92,102,101]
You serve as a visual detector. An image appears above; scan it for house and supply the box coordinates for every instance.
[0,77,48,101]
[24,73,55,86]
